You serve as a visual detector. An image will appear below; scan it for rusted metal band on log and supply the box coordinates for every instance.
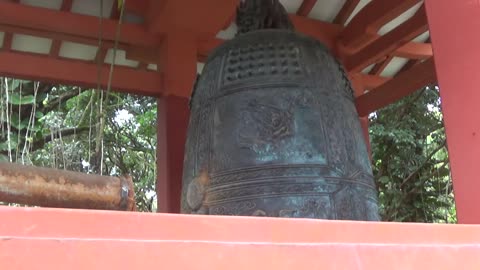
[0,162,136,211]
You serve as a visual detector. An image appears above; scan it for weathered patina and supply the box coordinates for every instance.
[180,0,379,220]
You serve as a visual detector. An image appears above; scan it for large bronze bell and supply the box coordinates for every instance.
[180,2,380,221]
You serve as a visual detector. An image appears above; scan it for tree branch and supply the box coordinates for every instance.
[42,88,81,112]
[31,126,91,151]
[400,140,447,187]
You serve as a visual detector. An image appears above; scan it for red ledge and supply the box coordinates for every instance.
[1,206,480,269]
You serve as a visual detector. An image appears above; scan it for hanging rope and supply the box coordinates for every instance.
[92,0,126,175]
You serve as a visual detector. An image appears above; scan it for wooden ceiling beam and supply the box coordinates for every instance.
[394,41,432,59]
[297,0,317,17]
[339,0,422,49]
[123,0,149,17]
[289,15,342,49]
[146,0,238,35]
[0,1,431,63]
[0,50,163,97]
[0,24,129,53]
[333,0,360,25]
[345,6,429,72]
[398,37,432,74]
[0,0,18,52]
[355,57,436,117]
[358,73,391,90]
[0,1,160,48]
[1,33,13,52]
[49,0,73,58]
[369,55,394,76]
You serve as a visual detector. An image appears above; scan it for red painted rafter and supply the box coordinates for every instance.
[0,24,126,51]
[398,37,431,74]
[146,0,238,35]
[1,32,13,52]
[49,0,73,58]
[110,2,150,70]
[137,62,149,71]
[395,41,431,59]
[0,51,163,96]
[345,6,429,72]
[339,0,422,50]
[0,1,160,48]
[297,0,317,16]
[359,74,390,90]
[93,1,127,66]
[369,55,394,75]
[0,1,431,65]
[0,0,18,52]
[0,42,389,100]
[333,0,360,25]
[355,57,436,117]
[123,0,149,17]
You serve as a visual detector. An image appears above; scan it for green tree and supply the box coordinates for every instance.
[369,85,455,223]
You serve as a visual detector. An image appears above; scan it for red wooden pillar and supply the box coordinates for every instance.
[156,96,189,213]
[156,32,197,213]
[425,0,480,223]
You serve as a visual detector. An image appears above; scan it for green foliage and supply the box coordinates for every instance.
[1,78,157,212]
[370,85,456,223]
[8,93,35,105]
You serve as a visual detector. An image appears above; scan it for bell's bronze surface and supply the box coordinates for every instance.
[180,28,380,221]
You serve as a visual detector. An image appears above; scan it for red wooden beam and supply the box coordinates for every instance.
[202,37,431,67]
[2,207,480,269]
[156,96,189,213]
[0,1,160,48]
[123,0,149,17]
[345,7,428,72]
[424,0,480,224]
[398,59,420,74]
[1,33,13,51]
[49,0,73,58]
[369,55,394,76]
[355,57,436,117]
[357,73,391,90]
[333,0,360,25]
[0,1,431,66]
[137,62,149,70]
[290,15,341,50]
[339,0,422,49]
[0,24,127,51]
[0,0,18,51]
[297,0,317,16]
[0,51,163,97]
[394,41,432,60]
[147,0,238,35]
[398,38,431,74]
